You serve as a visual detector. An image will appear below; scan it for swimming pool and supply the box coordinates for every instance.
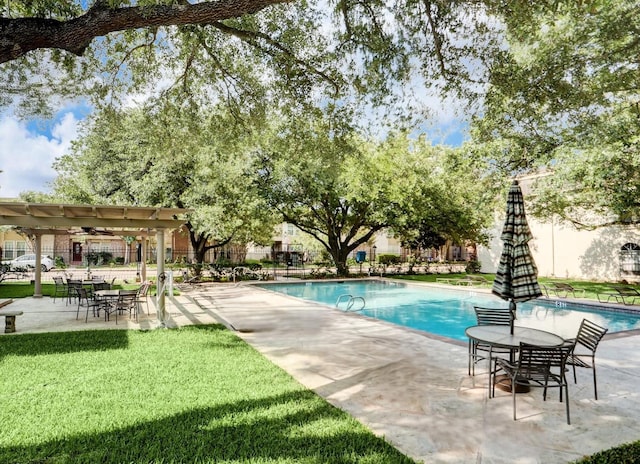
[257,280,640,341]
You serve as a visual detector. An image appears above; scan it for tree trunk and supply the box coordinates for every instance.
[189,230,209,276]
[331,248,351,277]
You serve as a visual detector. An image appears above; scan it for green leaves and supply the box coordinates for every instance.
[53,102,278,260]
[256,112,495,275]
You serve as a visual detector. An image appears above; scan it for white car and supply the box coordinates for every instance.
[9,254,56,272]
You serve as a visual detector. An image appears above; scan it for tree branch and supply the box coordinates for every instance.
[422,0,448,77]
[0,0,289,63]
[211,21,340,95]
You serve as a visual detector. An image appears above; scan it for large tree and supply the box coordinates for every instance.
[470,1,640,227]
[2,0,503,124]
[255,111,495,276]
[472,2,639,168]
[52,103,277,265]
[393,141,497,254]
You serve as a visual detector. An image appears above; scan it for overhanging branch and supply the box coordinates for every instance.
[0,0,290,63]
[211,21,341,95]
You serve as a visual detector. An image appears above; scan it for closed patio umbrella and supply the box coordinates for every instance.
[492,180,542,334]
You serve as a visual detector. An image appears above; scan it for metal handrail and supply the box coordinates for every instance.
[335,294,352,308]
[346,296,366,311]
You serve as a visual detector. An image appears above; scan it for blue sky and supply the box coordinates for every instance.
[0,102,468,199]
[0,106,88,198]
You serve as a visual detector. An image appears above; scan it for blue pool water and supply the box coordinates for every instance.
[257,280,640,341]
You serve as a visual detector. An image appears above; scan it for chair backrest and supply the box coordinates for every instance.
[117,290,138,309]
[67,280,83,291]
[554,283,573,291]
[76,287,89,300]
[611,285,640,296]
[474,306,513,326]
[53,276,64,285]
[137,282,150,297]
[575,319,608,353]
[517,342,572,374]
[93,282,111,291]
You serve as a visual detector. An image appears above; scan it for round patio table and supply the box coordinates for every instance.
[94,289,121,321]
[94,289,120,298]
[465,325,564,350]
[465,325,565,394]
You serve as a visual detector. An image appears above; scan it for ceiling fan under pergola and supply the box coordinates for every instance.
[72,227,114,236]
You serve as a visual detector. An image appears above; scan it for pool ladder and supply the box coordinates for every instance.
[335,294,366,311]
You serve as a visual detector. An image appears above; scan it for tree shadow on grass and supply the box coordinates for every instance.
[0,389,415,463]
[0,329,130,360]
[0,325,247,362]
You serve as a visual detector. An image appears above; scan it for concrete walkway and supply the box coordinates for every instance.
[3,283,640,463]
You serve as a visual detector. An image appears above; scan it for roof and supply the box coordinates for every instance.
[0,202,189,230]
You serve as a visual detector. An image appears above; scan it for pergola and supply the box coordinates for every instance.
[0,202,190,326]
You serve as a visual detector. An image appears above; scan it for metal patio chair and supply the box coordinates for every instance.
[494,342,573,424]
[469,306,514,382]
[563,318,608,400]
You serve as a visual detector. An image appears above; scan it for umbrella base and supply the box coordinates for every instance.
[494,374,530,393]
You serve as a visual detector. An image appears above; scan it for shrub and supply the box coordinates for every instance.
[378,254,401,265]
[215,257,233,267]
[574,441,640,463]
[465,260,482,273]
[86,251,113,266]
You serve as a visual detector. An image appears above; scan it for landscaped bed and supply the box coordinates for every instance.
[0,325,414,463]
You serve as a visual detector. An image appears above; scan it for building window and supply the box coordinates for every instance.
[620,243,640,274]
[2,241,27,259]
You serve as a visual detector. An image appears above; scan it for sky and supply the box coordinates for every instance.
[0,109,84,198]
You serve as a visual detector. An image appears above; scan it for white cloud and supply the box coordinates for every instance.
[0,112,80,198]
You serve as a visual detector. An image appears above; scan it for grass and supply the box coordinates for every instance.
[0,282,158,299]
[0,326,415,463]
[392,273,640,302]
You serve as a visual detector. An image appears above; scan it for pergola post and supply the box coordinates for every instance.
[33,232,43,298]
[156,228,166,326]
[141,235,148,282]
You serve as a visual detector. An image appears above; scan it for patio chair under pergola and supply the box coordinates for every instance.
[0,201,190,326]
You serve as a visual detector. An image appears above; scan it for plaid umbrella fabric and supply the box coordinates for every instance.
[492,180,542,332]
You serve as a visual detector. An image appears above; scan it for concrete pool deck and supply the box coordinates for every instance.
[3,282,640,463]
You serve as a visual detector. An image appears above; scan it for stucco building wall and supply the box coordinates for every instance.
[478,206,640,283]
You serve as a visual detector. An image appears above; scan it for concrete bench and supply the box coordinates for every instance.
[0,300,23,333]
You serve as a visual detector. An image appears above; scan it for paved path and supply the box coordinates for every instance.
[4,282,640,463]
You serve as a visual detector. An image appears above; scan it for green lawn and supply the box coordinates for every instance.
[0,326,414,463]
[0,282,157,299]
[393,273,640,302]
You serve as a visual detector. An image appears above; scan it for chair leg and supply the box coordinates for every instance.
[592,362,598,400]
[564,384,571,425]
[489,357,494,398]
[512,377,517,421]
[468,340,474,376]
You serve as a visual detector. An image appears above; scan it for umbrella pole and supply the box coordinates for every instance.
[509,299,516,335]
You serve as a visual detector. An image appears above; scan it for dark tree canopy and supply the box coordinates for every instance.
[1,0,505,125]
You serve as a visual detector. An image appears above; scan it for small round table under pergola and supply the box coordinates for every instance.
[0,202,190,327]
